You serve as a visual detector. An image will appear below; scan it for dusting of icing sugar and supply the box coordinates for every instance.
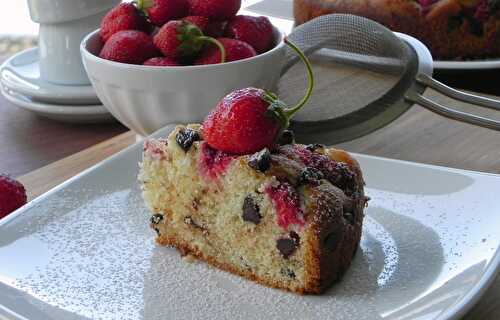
[0,184,436,320]
[0,168,497,320]
[3,188,154,320]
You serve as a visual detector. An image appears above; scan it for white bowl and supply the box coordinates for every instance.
[81,28,286,136]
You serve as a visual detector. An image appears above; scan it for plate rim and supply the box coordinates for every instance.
[1,125,499,320]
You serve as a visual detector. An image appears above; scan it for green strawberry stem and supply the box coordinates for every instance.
[134,0,154,13]
[198,36,226,63]
[135,0,154,10]
[282,38,314,118]
[177,23,226,62]
[264,38,314,138]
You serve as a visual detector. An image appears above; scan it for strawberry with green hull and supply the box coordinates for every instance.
[100,2,152,42]
[202,38,314,154]
[154,20,227,62]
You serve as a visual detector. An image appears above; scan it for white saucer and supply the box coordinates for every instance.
[1,86,114,123]
[0,47,101,105]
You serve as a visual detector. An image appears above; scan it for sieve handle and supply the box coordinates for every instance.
[405,90,500,131]
[416,74,500,111]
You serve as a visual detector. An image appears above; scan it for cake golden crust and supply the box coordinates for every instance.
[139,124,367,294]
[293,0,500,59]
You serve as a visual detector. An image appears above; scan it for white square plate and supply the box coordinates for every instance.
[1,125,499,320]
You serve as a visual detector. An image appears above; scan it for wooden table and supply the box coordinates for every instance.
[0,50,127,177]
[2,54,499,318]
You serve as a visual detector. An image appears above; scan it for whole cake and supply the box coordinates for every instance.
[293,0,500,59]
[139,124,367,293]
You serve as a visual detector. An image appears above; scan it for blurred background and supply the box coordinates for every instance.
[1,0,498,178]
[0,2,37,59]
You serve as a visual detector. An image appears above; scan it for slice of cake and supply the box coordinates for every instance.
[139,124,367,294]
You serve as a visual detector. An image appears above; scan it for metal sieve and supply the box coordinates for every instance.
[278,14,500,144]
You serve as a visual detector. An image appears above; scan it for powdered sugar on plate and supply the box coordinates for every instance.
[0,133,499,320]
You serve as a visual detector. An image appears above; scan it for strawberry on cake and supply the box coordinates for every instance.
[138,39,368,293]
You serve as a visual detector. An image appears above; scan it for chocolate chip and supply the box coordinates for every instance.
[289,231,300,245]
[277,238,296,258]
[298,167,324,185]
[176,128,200,152]
[324,229,343,251]
[277,130,295,145]
[281,267,296,279]
[242,196,261,224]
[150,214,163,225]
[153,227,160,236]
[306,143,324,152]
[248,148,271,172]
[343,211,355,224]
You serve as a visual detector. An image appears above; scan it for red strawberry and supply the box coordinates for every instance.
[225,15,274,53]
[205,20,226,37]
[0,174,27,219]
[154,20,226,60]
[194,38,256,65]
[203,88,279,154]
[143,0,189,27]
[202,39,314,154]
[188,0,241,20]
[143,56,180,66]
[183,17,226,37]
[183,15,209,31]
[100,30,159,64]
[100,3,151,43]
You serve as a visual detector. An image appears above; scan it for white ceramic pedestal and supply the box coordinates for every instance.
[27,0,120,85]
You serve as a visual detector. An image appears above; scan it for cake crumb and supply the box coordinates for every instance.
[182,254,197,263]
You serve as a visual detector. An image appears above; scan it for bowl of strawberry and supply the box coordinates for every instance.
[81,0,285,136]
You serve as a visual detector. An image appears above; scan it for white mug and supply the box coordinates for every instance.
[27,0,120,85]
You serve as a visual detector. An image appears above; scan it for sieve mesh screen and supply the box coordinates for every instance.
[277,14,420,143]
